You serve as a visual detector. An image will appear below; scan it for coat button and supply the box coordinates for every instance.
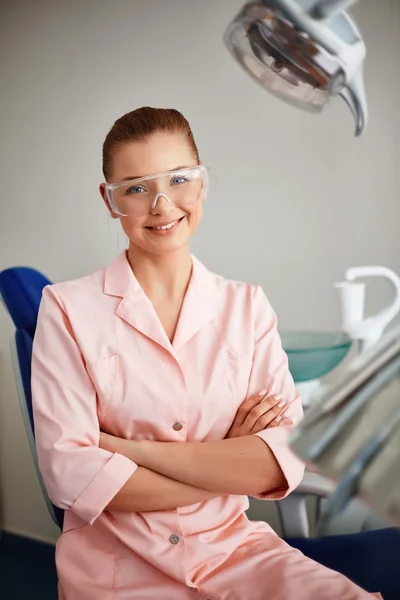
[172,422,183,431]
[169,534,180,545]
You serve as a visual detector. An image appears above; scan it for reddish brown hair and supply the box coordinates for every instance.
[102,106,200,180]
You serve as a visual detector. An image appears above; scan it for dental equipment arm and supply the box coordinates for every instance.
[309,0,359,19]
[289,328,400,527]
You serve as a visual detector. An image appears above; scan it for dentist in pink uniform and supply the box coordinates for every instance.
[32,107,381,599]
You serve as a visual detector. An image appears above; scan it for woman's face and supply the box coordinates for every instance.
[100,131,204,257]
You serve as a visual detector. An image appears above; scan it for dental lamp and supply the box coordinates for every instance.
[225,1,400,527]
[224,0,368,135]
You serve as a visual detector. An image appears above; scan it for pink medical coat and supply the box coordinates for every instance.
[31,251,381,599]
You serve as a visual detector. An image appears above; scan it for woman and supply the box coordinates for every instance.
[31,107,381,599]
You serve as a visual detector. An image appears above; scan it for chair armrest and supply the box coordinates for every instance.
[296,471,336,498]
[276,472,335,538]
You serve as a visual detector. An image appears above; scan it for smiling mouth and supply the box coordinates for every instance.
[145,216,185,231]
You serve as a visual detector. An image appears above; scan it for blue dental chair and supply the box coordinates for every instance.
[1,266,399,599]
[0,267,64,530]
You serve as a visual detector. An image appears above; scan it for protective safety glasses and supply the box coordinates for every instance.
[105,165,209,217]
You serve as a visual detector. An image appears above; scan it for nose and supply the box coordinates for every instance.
[150,193,175,215]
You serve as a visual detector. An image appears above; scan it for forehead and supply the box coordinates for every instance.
[110,131,197,182]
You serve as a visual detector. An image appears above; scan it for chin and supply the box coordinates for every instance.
[150,236,191,255]
[128,233,192,257]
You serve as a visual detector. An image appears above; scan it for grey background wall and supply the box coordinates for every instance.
[1,0,399,543]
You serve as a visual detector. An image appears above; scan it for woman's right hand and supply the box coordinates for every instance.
[226,390,294,439]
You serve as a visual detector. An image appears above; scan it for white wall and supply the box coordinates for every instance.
[1,0,399,543]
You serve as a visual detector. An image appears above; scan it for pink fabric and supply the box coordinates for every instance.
[32,251,380,599]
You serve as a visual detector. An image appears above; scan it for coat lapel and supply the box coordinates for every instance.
[103,251,221,353]
[104,252,171,352]
[172,256,221,351]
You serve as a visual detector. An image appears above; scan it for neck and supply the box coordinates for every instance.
[127,244,193,300]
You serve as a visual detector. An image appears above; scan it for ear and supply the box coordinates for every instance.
[99,183,119,219]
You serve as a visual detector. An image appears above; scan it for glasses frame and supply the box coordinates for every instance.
[104,165,210,217]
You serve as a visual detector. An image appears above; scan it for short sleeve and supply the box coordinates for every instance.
[248,286,305,500]
[31,285,137,524]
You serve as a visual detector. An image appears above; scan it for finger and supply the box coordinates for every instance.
[264,415,294,430]
[246,395,286,431]
[249,399,288,432]
[244,395,286,432]
[279,404,290,417]
[233,389,269,427]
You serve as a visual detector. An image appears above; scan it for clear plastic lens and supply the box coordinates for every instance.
[106,166,209,217]
[224,3,345,112]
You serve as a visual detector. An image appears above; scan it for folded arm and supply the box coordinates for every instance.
[102,286,305,501]
[106,466,220,512]
[101,434,286,497]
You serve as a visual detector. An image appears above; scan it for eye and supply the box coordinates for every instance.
[125,185,145,195]
[171,175,189,186]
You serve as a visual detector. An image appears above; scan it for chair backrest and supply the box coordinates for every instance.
[0,266,64,530]
[0,267,51,335]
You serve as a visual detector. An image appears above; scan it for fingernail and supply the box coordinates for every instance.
[259,389,268,396]
[277,399,286,408]
[274,394,283,401]
[275,415,282,422]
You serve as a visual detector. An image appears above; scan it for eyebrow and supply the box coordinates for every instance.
[119,165,192,182]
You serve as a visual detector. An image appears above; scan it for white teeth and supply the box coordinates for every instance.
[155,220,178,230]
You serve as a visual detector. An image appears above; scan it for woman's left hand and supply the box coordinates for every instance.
[226,390,293,439]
